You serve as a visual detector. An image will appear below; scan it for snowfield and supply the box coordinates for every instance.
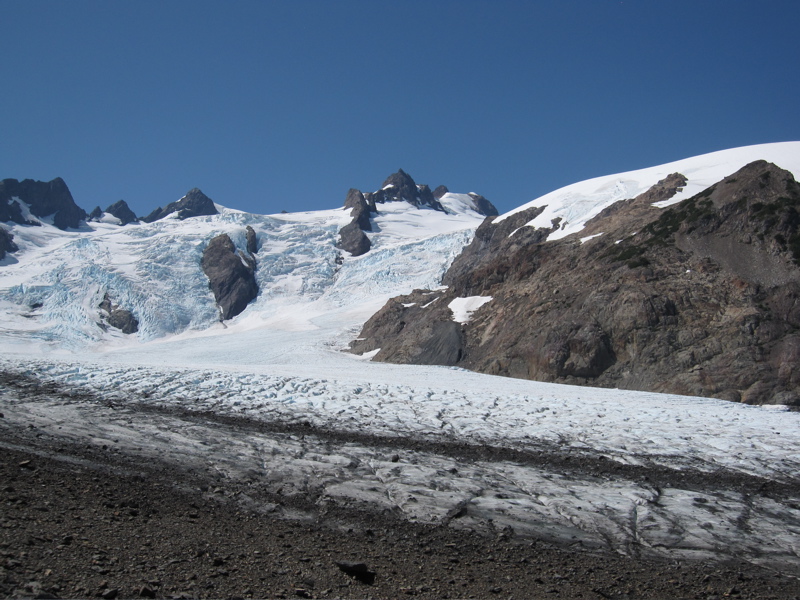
[2,144,800,574]
[498,141,800,241]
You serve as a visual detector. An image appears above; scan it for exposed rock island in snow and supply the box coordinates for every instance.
[2,151,800,586]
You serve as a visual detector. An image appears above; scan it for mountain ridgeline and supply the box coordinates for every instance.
[0,169,495,329]
[338,169,498,256]
[350,160,800,405]
[4,151,800,405]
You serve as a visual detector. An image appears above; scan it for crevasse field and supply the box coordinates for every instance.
[1,144,800,574]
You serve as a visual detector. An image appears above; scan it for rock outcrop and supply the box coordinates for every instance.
[98,293,138,334]
[142,188,218,223]
[338,221,372,257]
[344,188,374,231]
[465,193,499,217]
[0,227,18,260]
[201,233,258,320]
[351,161,800,405]
[338,189,374,257]
[246,225,258,255]
[0,178,86,230]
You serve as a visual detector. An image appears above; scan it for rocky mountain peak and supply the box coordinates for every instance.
[380,169,418,200]
[368,170,445,212]
[433,185,449,199]
[0,177,86,230]
[338,170,498,257]
[105,200,139,225]
[141,188,218,223]
[87,199,139,226]
[466,192,499,217]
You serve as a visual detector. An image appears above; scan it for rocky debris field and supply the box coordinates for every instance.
[2,374,800,599]
[4,440,800,600]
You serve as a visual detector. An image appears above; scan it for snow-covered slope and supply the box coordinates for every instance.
[499,141,800,240]
[0,195,485,352]
[2,142,799,358]
[4,143,798,354]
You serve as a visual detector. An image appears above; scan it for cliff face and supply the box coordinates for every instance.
[351,161,800,405]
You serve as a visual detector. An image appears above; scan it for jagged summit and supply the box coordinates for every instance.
[360,169,499,217]
[337,170,498,257]
[88,199,139,226]
[141,188,218,223]
[368,169,444,211]
[105,200,139,225]
[0,177,86,230]
[433,185,449,199]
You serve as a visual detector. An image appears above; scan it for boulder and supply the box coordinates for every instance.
[201,233,258,320]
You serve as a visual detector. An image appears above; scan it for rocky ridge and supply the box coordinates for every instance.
[337,170,498,257]
[368,169,444,212]
[351,161,800,405]
[0,177,86,230]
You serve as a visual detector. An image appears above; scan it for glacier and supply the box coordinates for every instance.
[2,145,800,575]
[0,199,481,350]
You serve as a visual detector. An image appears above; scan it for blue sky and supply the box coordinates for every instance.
[2,1,799,217]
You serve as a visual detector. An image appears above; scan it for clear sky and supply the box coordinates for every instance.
[2,0,799,218]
